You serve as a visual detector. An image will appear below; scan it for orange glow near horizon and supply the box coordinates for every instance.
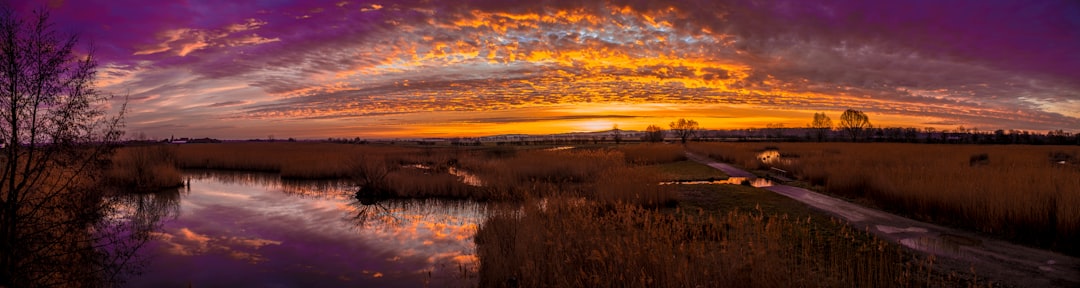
[267,103,957,139]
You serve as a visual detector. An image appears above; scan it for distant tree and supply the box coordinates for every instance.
[838,109,871,142]
[643,125,665,142]
[766,123,784,139]
[883,127,903,142]
[810,112,832,142]
[669,118,700,144]
[1048,129,1070,145]
[611,124,622,144]
[0,8,146,287]
[903,128,919,142]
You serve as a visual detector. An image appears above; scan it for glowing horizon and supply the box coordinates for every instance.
[13,0,1080,139]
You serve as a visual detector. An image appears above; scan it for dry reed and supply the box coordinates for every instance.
[615,144,687,164]
[457,148,678,206]
[107,145,183,191]
[475,198,976,288]
[174,142,420,179]
[689,142,1080,255]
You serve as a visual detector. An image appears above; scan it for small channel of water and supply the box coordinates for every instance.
[660,177,775,188]
[124,171,485,287]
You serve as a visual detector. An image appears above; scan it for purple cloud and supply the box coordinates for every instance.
[10,0,1078,138]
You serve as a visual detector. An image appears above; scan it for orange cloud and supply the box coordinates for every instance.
[134,19,279,57]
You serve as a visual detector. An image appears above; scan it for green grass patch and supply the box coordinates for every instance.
[651,160,729,181]
[675,184,816,218]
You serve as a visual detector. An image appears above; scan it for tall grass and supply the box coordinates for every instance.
[689,142,1080,255]
[107,145,183,191]
[174,142,420,179]
[164,142,992,285]
[476,198,977,288]
[456,148,677,206]
[171,143,682,205]
[615,144,687,165]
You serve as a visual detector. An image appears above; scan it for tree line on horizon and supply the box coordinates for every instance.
[785,109,1080,145]
[622,109,1078,146]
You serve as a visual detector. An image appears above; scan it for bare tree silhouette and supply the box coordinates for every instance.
[838,109,870,142]
[810,112,832,142]
[611,124,622,144]
[642,125,665,143]
[0,7,138,287]
[669,119,700,144]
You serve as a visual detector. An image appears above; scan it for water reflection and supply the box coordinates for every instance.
[404,164,484,187]
[898,233,981,257]
[109,188,182,233]
[757,149,797,166]
[758,149,781,163]
[448,167,484,187]
[544,146,575,151]
[95,188,183,286]
[126,171,485,287]
[660,177,774,187]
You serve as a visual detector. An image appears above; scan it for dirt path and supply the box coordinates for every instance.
[686,152,1080,288]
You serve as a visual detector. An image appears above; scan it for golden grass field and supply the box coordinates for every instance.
[105,141,1025,286]
[475,198,978,288]
[689,142,1080,255]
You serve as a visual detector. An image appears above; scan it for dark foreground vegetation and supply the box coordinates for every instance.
[1,7,160,287]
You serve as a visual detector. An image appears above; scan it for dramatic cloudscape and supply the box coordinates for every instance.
[12,0,1080,138]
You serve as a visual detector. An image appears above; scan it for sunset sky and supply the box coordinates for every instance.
[12,0,1080,138]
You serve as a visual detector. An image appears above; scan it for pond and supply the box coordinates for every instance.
[123,171,486,287]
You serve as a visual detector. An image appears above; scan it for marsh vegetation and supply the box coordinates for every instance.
[95,142,1013,287]
[689,142,1080,256]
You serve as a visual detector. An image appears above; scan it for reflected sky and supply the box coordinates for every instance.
[125,171,484,287]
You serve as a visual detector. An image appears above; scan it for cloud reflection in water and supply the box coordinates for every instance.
[126,171,485,287]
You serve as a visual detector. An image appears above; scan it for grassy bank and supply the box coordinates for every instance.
[688,142,1080,256]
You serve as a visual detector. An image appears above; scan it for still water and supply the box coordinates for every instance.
[659,177,774,187]
[124,171,485,287]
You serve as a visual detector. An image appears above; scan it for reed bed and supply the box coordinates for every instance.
[174,143,422,179]
[106,145,183,192]
[614,144,687,164]
[174,143,681,204]
[689,142,1080,255]
[475,198,977,288]
[159,142,991,285]
[455,148,677,206]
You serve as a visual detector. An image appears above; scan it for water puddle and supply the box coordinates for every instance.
[757,149,796,166]
[898,233,982,257]
[543,146,575,151]
[660,177,774,188]
[404,164,484,187]
[449,167,483,186]
[876,225,929,234]
[758,149,781,164]
[124,171,485,287]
